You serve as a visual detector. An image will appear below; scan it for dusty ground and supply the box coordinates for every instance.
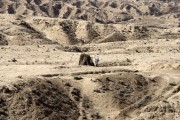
[0,37,180,120]
[0,0,180,120]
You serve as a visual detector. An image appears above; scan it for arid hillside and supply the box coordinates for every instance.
[0,0,180,120]
[0,0,180,23]
[0,0,179,45]
[0,14,179,45]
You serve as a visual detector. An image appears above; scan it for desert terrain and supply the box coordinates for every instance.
[0,0,180,120]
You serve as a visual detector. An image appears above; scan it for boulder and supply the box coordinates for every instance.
[79,54,94,66]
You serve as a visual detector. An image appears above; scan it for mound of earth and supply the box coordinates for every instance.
[90,73,180,119]
[97,32,127,43]
[95,73,150,109]
[0,78,79,120]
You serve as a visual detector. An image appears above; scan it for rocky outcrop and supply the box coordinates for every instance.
[79,54,94,66]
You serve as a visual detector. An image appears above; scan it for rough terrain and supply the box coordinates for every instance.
[0,0,180,120]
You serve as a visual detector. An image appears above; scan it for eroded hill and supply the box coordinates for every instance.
[0,14,179,45]
[0,0,180,23]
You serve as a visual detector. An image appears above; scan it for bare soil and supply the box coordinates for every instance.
[0,0,180,120]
